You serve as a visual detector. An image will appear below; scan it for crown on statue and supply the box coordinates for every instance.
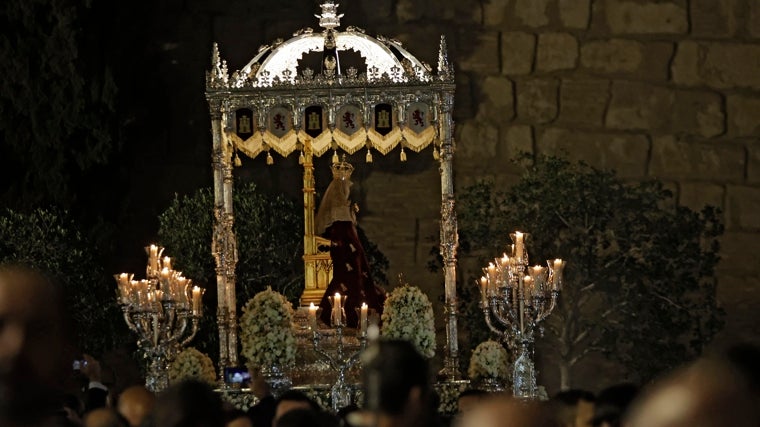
[331,155,354,180]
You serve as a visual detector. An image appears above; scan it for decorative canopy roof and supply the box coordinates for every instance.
[207,1,452,89]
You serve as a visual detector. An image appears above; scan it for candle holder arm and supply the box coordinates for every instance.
[179,317,201,347]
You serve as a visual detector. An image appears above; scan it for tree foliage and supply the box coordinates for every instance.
[456,155,724,385]
[0,208,125,355]
[0,0,117,208]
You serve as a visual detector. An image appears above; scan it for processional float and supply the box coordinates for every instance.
[205,2,461,380]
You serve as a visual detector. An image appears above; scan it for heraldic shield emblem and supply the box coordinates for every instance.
[337,105,362,135]
[374,103,393,136]
[268,106,292,138]
[304,106,324,138]
[235,108,254,140]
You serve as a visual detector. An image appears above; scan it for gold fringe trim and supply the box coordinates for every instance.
[262,129,298,157]
[297,130,332,157]
[401,126,436,153]
[333,128,368,154]
[227,131,264,160]
[367,127,403,155]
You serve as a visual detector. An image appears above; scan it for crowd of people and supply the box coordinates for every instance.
[2,264,759,427]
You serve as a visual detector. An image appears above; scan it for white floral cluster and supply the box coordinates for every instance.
[239,288,296,369]
[468,340,510,381]
[381,284,436,358]
[169,347,217,385]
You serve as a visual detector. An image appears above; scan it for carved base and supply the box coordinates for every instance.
[300,289,327,306]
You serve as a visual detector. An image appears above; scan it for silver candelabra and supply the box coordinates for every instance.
[478,232,565,399]
[115,245,204,392]
[307,295,369,411]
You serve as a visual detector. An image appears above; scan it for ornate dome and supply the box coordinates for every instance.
[233,1,434,85]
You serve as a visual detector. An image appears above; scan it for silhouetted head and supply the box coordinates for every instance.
[273,390,320,427]
[152,380,224,427]
[591,384,637,427]
[117,385,155,427]
[551,389,595,427]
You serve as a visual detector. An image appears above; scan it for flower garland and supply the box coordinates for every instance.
[169,347,217,385]
[381,283,436,358]
[468,340,510,381]
[239,287,296,369]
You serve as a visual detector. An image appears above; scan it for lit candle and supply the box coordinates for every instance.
[163,256,172,271]
[515,232,524,262]
[149,245,159,271]
[531,265,545,286]
[176,277,187,303]
[192,286,202,315]
[309,302,318,330]
[487,262,496,277]
[360,303,368,334]
[500,253,509,267]
[523,275,534,303]
[479,276,488,301]
[552,258,565,289]
[115,273,130,301]
[333,293,342,326]
[160,267,170,286]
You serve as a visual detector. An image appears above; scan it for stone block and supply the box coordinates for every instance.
[454,73,474,121]
[690,0,738,38]
[396,0,423,23]
[606,81,674,131]
[713,274,760,346]
[603,0,688,34]
[672,90,725,138]
[538,128,649,177]
[457,120,499,161]
[580,39,673,81]
[607,84,722,138]
[501,32,536,75]
[649,136,745,182]
[581,39,643,73]
[727,95,760,137]
[476,76,515,121]
[536,33,579,72]
[498,125,534,160]
[747,141,760,184]
[358,0,394,20]
[678,182,725,212]
[558,78,610,127]
[727,186,760,231]
[458,32,500,74]
[559,0,591,29]
[719,232,760,274]
[483,0,509,27]
[672,41,760,90]
[517,79,559,123]
[751,0,760,38]
[671,41,700,86]
[514,0,550,27]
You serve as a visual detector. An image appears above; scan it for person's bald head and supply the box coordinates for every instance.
[85,408,127,427]
[117,385,155,427]
[460,395,560,427]
[0,264,68,423]
[626,359,759,427]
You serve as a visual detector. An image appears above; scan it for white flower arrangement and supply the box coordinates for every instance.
[239,287,297,369]
[169,347,217,385]
[381,283,436,358]
[468,340,510,381]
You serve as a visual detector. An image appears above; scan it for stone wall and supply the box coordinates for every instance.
[119,0,760,391]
